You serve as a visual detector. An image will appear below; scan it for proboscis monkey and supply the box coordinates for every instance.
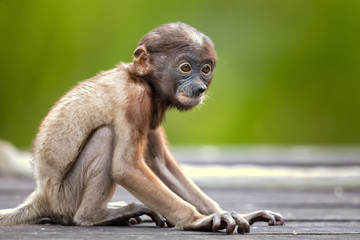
[0,22,284,234]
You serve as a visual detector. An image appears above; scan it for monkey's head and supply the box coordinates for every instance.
[132,22,217,111]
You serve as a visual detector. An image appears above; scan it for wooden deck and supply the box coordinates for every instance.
[0,175,359,239]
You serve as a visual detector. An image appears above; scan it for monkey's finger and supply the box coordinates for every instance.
[149,213,165,227]
[137,205,165,227]
[129,218,138,225]
[136,217,143,223]
[129,217,142,225]
[272,212,285,226]
[231,212,250,234]
[139,209,165,227]
[211,214,221,232]
[277,217,286,226]
[244,210,276,225]
[221,213,236,234]
[261,211,277,226]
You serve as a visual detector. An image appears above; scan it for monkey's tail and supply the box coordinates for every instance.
[0,191,46,226]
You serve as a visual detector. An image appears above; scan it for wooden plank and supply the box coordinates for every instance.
[0,222,359,240]
[1,176,360,239]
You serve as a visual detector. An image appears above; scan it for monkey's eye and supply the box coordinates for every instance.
[180,63,191,73]
[202,64,211,74]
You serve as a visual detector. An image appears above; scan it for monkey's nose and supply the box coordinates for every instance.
[193,84,207,96]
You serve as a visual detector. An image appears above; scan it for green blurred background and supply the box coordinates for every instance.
[0,0,359,148]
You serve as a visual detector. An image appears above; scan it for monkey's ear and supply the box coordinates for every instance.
[133,45,151,76]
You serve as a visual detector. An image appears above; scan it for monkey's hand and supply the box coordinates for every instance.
[242,210,285,226]
[184,212,250,234]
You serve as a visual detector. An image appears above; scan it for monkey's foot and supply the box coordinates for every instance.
[91,203,165,227]
[106,201,143,226]
[242,210,285,226]
[184,212,250,234]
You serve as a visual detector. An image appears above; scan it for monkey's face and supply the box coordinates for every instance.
[148,48,216,111]
[172,55,214,110]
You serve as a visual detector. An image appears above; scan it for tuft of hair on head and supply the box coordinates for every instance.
[138,22,214,54]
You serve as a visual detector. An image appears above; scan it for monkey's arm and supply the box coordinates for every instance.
[111,123,250,233]
[146,126,285,226]
[146,127,223,215]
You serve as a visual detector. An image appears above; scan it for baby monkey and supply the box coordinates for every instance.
[0,22,284,234]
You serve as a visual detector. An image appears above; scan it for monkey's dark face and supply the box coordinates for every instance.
[172,53,215,110]
[148,47,216,111]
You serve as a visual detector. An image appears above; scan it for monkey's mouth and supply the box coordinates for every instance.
[177,94,204,107]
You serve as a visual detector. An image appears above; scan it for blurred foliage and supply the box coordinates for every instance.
[0,0,359,147]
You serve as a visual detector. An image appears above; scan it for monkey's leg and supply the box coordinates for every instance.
[69,126,163,227]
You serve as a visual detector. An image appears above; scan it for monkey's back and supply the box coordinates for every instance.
[32,64,131,189]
